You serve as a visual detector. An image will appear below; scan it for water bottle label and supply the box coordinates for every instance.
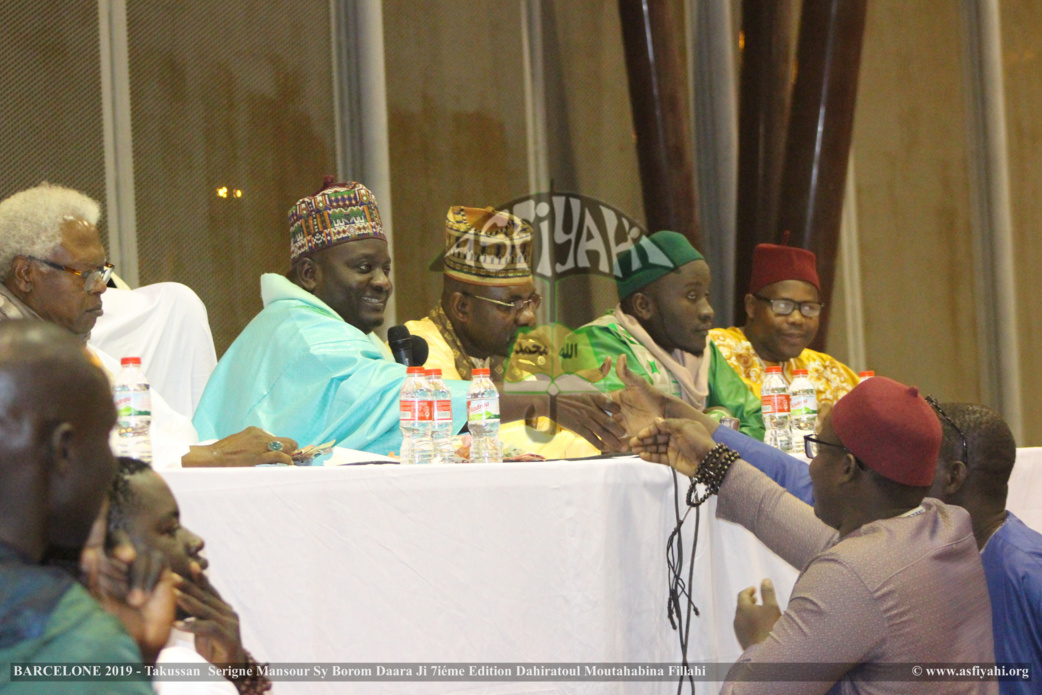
[434,399,453,421]
[467,398,500,422]
[400,399,433,422]
[115,391,151,419]
[761,394,790,415]
[791,394,817,416]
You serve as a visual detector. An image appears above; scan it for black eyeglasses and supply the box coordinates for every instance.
[803,434,844,458]
[466,292,541,314]
[925,395,969,463]
[28,256,114,293]
[804,434,871,471]
[754,294,824,318]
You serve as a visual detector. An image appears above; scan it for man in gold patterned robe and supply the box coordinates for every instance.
[405,206,624,456]
[406,206,538,383]
[709,242,859,411]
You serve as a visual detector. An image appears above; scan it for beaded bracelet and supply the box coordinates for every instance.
[229,651,273,694]
[686,444,740,507]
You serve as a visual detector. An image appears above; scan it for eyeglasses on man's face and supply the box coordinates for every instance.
[28,256,114,293]
[754,294,824,318]
[803,434,850,459]
[803,434,874,473]
[467,292,542,314]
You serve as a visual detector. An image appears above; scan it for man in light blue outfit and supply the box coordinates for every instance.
[194,178,469,455]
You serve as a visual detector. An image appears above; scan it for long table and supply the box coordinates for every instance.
[162,458,800,695]
[160,447,1042,695]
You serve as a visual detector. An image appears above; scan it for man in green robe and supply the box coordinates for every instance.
[574,231,765,440]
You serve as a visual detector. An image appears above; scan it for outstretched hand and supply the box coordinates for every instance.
[554,391,628,453]
[611,354,704,438]
[734,578,782,649]
[629,417,716,477]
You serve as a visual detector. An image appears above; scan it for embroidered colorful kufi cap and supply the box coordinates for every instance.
[830,376,941,487]
[443,206,533,287]
[748,235,820,294]
[289,176,385,262]
[614,231,704,300]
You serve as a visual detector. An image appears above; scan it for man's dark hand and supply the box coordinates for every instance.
[629,417,716,477]
[734,579,782,649]
[184,426,298,467]
[174,562,246,665]
[613,354,706,436]
[81,525,174,666]
[554,391,629,453]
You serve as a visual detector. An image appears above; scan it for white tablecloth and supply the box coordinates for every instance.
[162,458,800,695]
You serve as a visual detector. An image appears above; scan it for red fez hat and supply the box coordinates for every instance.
[830,376,941,487]
[748,234,820,294]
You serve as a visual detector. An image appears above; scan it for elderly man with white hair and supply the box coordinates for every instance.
[0,182,296,468]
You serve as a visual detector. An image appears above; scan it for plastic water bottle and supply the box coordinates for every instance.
[761,366,792,454]
[113,357,152,463]
[789,369,818,454]
[858,370,875,383]
[399,367,434,464]
[428,369,455,463]
[467,368,502,463]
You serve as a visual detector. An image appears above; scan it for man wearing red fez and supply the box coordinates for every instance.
[626,371,997,693]
[710,240,859,411]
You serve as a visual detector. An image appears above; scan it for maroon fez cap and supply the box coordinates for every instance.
[748,233,820,294]
[830,376,941,487]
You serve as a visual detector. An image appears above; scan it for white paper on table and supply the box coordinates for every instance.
[321,447,397,466]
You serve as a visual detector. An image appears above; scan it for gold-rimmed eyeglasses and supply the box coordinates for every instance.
[28,256,114,293]
[466,292,542,314]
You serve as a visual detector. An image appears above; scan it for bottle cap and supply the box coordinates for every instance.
[406,366,425,375]
[429,369,442,377]
[472,368,490,377]
[120,357,142,366]
[859,371,875,378]
[793,369,808,376]
[765,366,783,374]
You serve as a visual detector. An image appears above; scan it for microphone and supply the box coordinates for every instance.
[410,335,429,367]
[388,325,414,366]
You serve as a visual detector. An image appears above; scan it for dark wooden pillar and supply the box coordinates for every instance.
[777,0,868,348]
[618,0,700,249]
[733,0,800,320]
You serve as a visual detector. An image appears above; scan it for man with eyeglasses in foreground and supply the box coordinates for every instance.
[624,369,997,694]
[720,400,1037,694]
[0,183,298,469]
[710,240,859,420]
[615,358,1038,694]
